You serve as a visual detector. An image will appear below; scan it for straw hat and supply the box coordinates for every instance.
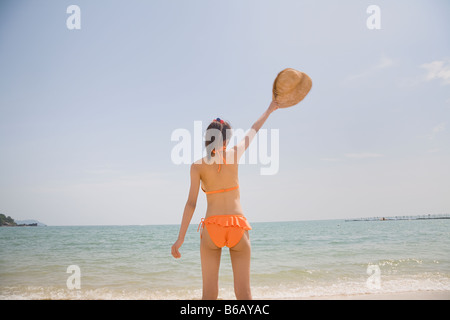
[272,68,312,108]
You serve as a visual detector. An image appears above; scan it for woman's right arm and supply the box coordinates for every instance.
[171,163,200,259]
[233,100,279,159]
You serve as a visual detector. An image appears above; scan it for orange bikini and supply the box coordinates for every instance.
[198,144,251,248]
[201,184,239,195]
[198,215,252,248]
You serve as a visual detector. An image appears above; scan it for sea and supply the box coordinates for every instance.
[1,219,449,300]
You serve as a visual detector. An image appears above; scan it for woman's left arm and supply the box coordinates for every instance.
[171,163,200,259]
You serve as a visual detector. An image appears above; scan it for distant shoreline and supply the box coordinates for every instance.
[345,213,450,222]
[0,214,47,227]
[0,223,40,227]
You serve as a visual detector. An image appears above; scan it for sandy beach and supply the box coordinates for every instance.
[302,290,450,300]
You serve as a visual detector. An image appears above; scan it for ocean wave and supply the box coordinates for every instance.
[2,273,449,300]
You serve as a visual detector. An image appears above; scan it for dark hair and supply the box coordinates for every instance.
[205,118,232,157]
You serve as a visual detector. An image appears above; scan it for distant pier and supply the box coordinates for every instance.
[345,213,450,222]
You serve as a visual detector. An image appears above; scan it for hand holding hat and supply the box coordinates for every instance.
[272,68,312,108]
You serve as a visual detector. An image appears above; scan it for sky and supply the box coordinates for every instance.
[0,0,449,226]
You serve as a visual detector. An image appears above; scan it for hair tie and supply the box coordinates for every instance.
[214,117,224,124]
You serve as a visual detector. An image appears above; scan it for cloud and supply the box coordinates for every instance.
[376,55,395,69]
[427,122,446,140]
[345,153,384,159]
[344,54,394,83]
[420,60,450,85]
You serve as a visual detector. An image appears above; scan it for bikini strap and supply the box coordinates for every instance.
[203,184,239,195]
[197,218,205,233]
[212,147,227,172]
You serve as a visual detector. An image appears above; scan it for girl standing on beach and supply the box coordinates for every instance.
[171,100,279,300]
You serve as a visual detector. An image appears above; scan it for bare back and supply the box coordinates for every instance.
[194,149,244,218]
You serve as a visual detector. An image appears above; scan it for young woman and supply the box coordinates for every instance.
[171,100,279,300]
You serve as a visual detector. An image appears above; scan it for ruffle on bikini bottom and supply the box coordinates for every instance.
[204,215,252,230]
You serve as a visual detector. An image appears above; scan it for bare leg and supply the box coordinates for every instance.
[229,231,252,300]
[200,227,222,300]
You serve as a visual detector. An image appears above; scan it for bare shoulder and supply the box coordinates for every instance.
[191,158,206,173]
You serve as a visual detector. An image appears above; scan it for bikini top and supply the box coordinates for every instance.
[201,184,239,195]
[202,146,239,195]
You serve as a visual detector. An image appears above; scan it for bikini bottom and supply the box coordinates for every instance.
[198,215,252,248]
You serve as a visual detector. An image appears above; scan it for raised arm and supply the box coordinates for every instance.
[171,163,200,259]
[233,100,279,160]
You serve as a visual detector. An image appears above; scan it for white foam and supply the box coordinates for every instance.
[2,273,449,300]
